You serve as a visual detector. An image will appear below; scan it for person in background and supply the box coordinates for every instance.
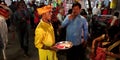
[80,9,88,40]
[27,1,36,29]
[91,26,120,60]
[60,2,88,60]
[57,7,65,23]
[101,7,109,15]
[13,1,30,56]
[86,8,93,37]
[107,11,120,27]
[0,1,10,32]
[56,7,66,42]
[34,5,58,60]
[8,1,17,42]
[0,4,11,60]
[56,7,66,60]
[80,9,88,18]
[33,6,40,27]
[9,1,17,13]
[67,9,72,15]
[51,7,61,43]
[92,4,101,16]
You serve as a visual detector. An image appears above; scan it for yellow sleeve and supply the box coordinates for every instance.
[34,27,45,49]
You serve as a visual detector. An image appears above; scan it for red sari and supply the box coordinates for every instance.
[95,47,106,60]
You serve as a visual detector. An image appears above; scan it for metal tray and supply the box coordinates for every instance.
[55,41,73,50]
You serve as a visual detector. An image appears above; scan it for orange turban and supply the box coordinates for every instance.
[37,5,52,15]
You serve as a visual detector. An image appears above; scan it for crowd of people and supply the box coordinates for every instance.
[0,0,120,60]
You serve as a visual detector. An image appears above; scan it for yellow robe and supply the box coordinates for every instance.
[34,20,58,60]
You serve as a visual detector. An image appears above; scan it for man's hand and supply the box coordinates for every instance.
[51,45,59,52]
[68,13,75,20]
[42,45,59,51]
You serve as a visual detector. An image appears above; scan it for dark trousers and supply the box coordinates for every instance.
[66,44,86,60]
[17,28,29,55]
[0,49,3,60]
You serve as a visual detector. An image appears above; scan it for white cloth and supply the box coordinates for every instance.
[57,13,64,23]
[92,7,101,15]
[0,16,8,45]
[0,15,8,60]
[110,16,117,26]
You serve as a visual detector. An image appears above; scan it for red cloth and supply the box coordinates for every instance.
[0,8,9,18]
[34,11,39,25]
[95,47,106,60]
[108,19,119,26]
[102,9,108,15]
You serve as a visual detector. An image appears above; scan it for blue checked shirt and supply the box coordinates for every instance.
[61,15,88,46]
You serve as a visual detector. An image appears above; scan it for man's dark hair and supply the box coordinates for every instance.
[72,2,81,9]
[80,9,87,15]
[114,11,119,18]
[108,26,120,40]
[67,9,72,14]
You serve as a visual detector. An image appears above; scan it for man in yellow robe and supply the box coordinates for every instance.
[34,5,58,60]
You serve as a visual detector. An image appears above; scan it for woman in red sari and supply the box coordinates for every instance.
[91,26,120,60]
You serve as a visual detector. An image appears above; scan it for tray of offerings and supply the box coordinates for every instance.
[54,41,73,50]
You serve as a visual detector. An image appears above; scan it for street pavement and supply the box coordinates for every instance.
[5,29,39,60]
